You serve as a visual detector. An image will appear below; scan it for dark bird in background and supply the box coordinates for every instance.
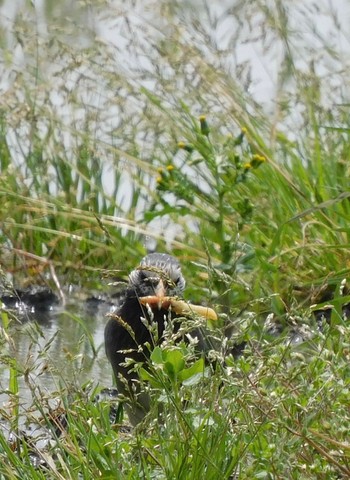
[104,252,215,426]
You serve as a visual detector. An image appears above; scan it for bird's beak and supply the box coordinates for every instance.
[142,278,166,310]
[154,278,166,299]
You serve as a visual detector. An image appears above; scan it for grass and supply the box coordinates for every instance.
[1,0,350,477]
[1,316,350,479]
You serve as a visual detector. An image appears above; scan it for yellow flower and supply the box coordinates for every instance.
[241,127,248,134]
[156,176,162,183]
[178,142,194,152]
[252,154,266,162]
[243,162,252,170]
[251,154,267,168]
[166,165,174,171]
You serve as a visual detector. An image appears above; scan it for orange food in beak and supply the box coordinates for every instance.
[139,296,218,321]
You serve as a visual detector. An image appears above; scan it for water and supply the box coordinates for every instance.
[0,297,114,410]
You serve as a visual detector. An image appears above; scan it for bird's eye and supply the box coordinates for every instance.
[166,276,182,291]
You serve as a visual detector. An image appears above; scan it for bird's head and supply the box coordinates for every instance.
[128,253,185,300]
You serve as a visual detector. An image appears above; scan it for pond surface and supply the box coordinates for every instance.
[0,295,115,410]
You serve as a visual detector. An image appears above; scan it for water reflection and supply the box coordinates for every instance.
[0,299,114,409]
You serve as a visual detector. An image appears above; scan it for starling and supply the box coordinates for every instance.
[104,252,217,425]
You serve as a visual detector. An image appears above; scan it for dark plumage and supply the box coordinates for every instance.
[104,253,193,425]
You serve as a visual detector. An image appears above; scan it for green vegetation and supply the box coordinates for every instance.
[1,0,350,478]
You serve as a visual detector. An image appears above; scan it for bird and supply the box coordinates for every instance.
[104,252,217,426]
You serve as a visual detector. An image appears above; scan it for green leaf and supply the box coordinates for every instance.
[179,358,209,387]
[139,368,162,388]
[144,205,191,222]
[178,358,205,382]
[163,349,185,375]
[150,346,164,364]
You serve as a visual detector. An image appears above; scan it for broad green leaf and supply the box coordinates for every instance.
[178,358,205,382]
[150,346,164,365]
[163,349,185,375]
